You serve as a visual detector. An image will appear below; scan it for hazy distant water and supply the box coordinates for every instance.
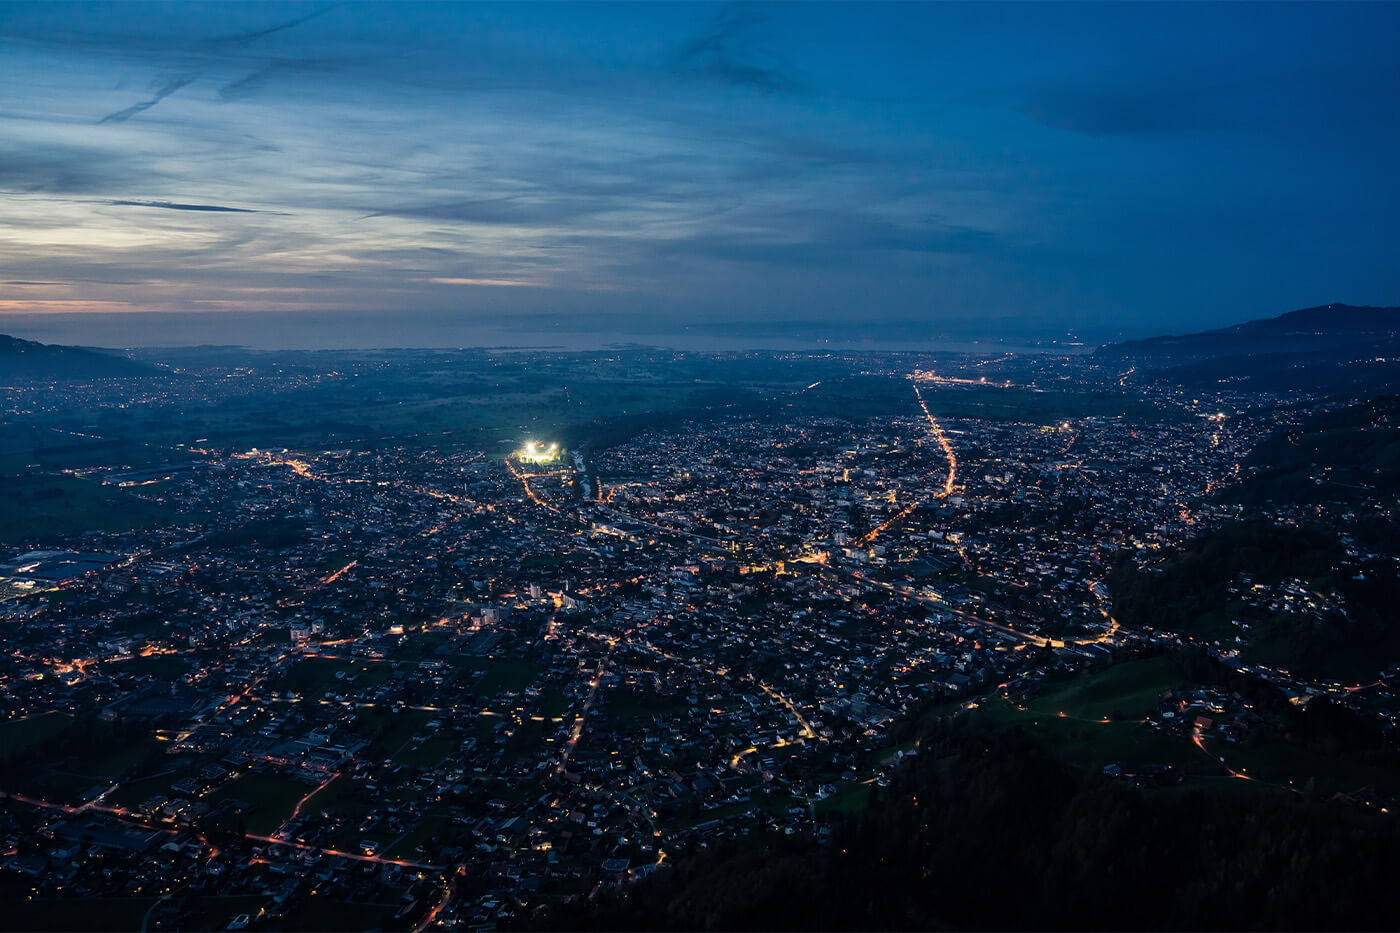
[0,311,1101,354]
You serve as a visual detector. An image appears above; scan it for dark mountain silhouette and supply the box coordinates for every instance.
[0,334,163,381]
[1100,303,1400,362]
[1099,304,1400,394]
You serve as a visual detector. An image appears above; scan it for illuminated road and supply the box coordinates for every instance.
[759,683,818,740]
[285,771,339,824]
[1190,724,1257,783]
[912,369,1011,389]
[856,378,958,547]
[592,501,723,547]
[866,569,1121,650]
[556,637,618,774]
[243,832,438,869]
[505,457,560,513]
[0,790,440,870]
[320,560,358,586]
[838,566,1048,646]
[415,865,465,931]
[855,501,921,548]
[912,381,957,499]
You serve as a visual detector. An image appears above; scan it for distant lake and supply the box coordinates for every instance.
[0,311,1100,354]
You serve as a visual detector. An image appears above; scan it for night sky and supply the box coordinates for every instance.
[2,1,1398,347]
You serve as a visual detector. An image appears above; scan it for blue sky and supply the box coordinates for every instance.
[1,1,1398,346]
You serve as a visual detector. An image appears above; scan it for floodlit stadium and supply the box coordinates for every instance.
[516,441,560,464]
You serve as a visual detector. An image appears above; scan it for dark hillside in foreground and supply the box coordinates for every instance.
[549,683,1400,931]
[1109,520,1400,681]
[1229,395,1400,506]
[1148,341,1400,394]
[0,334,162,381]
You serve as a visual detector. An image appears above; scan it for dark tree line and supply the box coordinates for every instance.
[545,710,1400,931]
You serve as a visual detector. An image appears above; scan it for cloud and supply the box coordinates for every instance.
[217,65,285,103]
[98,72,199,124]
[8,4,348,121]
[0,143,148,195]
[674,5,801,93]
[430,277,540,288]
[364,197,614,227]
[210,4,343,46]
[107,199,279,214]
[218,55,372,103]
[0,298,144,312]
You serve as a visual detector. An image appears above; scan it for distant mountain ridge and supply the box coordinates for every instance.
[0,334,162,380]
[1101,303,1400,361]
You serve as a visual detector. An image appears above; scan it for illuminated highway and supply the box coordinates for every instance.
[320,559,358,586]
[912,381,958,499]
[0,789,441,871]
[855,377,958,547]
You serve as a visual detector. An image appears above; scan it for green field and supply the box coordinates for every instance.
[105,653,195,680]
[75,739,167,782]
[176,894,272,932]
[0,423,179,477]
[1025,655,1186,720]
[11,358,768,464]
[604,689,689,725]
[280,657,363,697]
[814,781,875,816]
[360,707,434,759]
[273,896,405,932]
[785,377,1174,425]
[939,655,1400,800]
[460,657,540,696]
[538,690,571,720]
[396,733,458,768]
[677,793,797,829]
[207,771,316,835]
[955,657,1208,774]
[913,385,1172,424]
[0,892,158,932]
[1218,732,1400,799]
[384,813,450,860]
[0,474,177,543]
[303,774,375,822]
[0,712,73,762]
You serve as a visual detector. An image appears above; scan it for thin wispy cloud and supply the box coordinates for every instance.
[430,277,540,287]
[97,73,199,124]
[108,199,281,214]
[212,3,343,46]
